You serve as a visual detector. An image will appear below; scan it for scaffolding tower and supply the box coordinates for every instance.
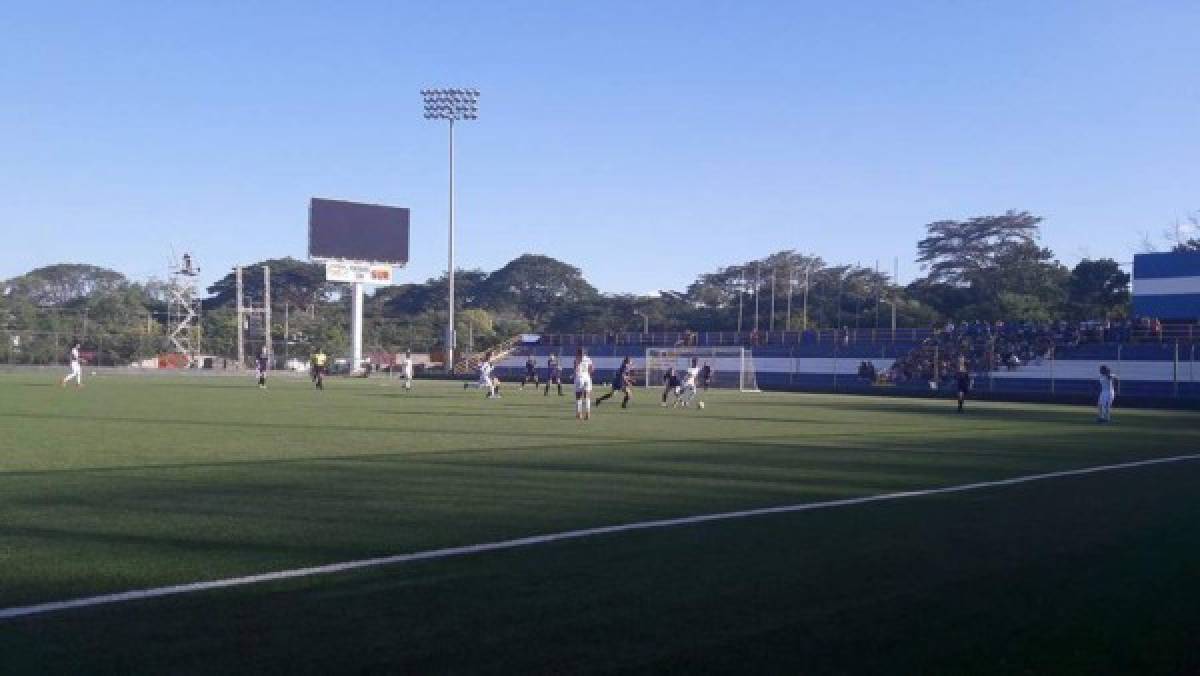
[168,253,202,366]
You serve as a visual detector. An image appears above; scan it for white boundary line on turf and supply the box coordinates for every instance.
[3,453,1198,622]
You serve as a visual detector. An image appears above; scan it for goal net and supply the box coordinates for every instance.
[644,347,760,392]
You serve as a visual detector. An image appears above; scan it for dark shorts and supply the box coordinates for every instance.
[956,375,970,393]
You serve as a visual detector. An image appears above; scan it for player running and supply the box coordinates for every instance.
[677,357,701,408]
[573,348,594,421]
[660,366,682,407]
[401,351,414,390]
[955,356,970,413]
[521,356,539,389]
[595,355,634,409]
[479,351,499,398]
[1097,364,1118,423]
[544,354,564,396]
[60,342,84,389]
[700,361,713,391]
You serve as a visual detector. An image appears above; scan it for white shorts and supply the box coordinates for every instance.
[575,379,592,393]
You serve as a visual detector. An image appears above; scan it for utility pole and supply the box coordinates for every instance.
[785,262,794,332]
[235,266,244,369]
[754,263,761,331]
[802,266,811,331]
[737,274,744,333]
[283,302,289,366]
[263,265,271,366]
[769,265,776,332]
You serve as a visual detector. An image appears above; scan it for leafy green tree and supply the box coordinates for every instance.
[483,255,597,324]
[7,264,129,306]
[1068,259,1130,319]
[206,257,329,311]
[916,211,1042,285]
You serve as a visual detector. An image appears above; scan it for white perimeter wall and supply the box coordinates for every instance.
[499,356,1197,382]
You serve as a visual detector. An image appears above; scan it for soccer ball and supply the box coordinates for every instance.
[697,401,705,410]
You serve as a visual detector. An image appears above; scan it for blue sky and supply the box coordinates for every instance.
[2,1,1198,295]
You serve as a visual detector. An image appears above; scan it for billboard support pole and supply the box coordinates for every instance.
[352,281,364,374]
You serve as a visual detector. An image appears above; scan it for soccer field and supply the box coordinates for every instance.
[2,373,1198,673]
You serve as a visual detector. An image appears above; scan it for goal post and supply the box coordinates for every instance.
[644,347,760,392]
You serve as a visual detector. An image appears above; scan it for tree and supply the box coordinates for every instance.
[483,255,597,324]
[206,258,329,311]
[916,211,1043,285]
[6,264,129,306]
[1068,259,1130,319]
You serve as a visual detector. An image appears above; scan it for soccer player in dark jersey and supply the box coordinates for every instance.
[955,356,970,413]
[596,356,634,409]
[700,362,713,391]
[661,366,681,406]
[521,356,539,389]
[544,354,564,396]
[256,350,270,389]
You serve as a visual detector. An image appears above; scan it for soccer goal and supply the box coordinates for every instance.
[644,347,760,392]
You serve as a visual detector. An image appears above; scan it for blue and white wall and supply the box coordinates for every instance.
[1133,252,1200,319]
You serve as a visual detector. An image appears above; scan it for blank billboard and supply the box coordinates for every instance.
[308,198,410,265]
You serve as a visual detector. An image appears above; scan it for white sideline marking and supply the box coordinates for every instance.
[3,453,1198,622]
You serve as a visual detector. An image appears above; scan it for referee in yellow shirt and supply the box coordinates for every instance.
[312,349,328,390]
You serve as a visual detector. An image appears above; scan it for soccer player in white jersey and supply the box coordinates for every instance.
[678,357,701,408]
[574,347,594,421]
[61,342,84,388]
[1097,364,1118,423]
[401,351,414,391]
[479,351,499,398]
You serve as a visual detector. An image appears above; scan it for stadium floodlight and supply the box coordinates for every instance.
[422,87,480,372]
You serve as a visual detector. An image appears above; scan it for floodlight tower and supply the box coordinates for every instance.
[422,87,479,371]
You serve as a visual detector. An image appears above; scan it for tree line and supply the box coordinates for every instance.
[1,211,1137,363]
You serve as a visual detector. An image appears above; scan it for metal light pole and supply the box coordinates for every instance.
[422,87,479,372]
[737,274,744,334]
[802,265,811,331]
[769,265,776,332]
[754,263,761,331]
[633,310,648,334]
[785,264,793,332]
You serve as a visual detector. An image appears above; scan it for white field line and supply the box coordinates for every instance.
[3,453,1198,622]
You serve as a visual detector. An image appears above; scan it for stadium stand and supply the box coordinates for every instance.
[496,322,1200,404]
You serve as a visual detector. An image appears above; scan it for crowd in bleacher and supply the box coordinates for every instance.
[887,317,1166,385]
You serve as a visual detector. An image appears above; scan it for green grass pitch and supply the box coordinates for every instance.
[2,373,1199,673]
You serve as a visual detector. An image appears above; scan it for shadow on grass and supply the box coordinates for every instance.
[0,438,636,477]
[0,410,635,442]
